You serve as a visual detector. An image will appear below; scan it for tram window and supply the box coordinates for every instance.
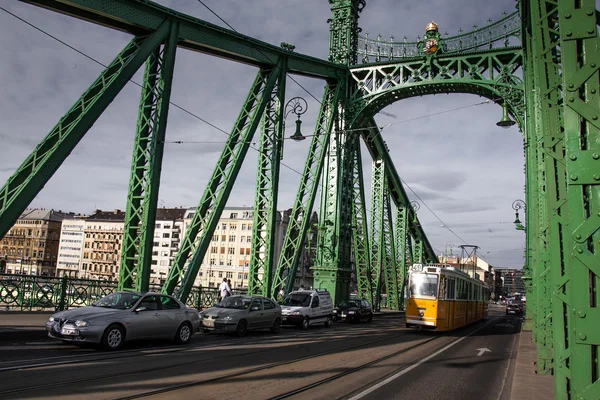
[439,275,447,299]
[450,279,456,300]
[409,273,438,298]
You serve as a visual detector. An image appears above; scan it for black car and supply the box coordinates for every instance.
[506,301,523,316]
[333,299,373,323]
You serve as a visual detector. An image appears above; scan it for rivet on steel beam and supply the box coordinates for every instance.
[588,29,595,34]
[566,31,572,36]
[575,234,582,240]
[593,115,599,120]
[592,89,598,94]
[594,175,600,181]
[568,83,574,89]
[579,333,587,341]
[592,63,597,68]
[576,247,583,254]
[587,10,594,16]
[564,13,571,18]
[570,155,577,160]
[570,174,578,181]
[593,153,600,160]
[569,97,575,102]
[578,311,586,318]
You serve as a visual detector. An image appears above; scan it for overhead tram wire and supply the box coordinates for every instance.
[2,6,479,249]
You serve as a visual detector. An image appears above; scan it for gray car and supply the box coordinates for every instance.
[46,291,200,350]
[200,295,282,337]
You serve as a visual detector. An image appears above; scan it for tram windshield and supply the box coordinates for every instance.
[409,273,438,298]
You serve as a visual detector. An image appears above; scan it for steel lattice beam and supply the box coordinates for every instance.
[382,188,399,310]
[21,0,344,80]
[119,21,179,291]
[369,158,385,311]
[394,205,409,309]
[272,82,343,297]
[162,66,280,302]
[0,24,170,239]
[247,58,287,297]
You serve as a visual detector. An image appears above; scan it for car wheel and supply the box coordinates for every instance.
[301,317,309,330]
[324,316,332,328]
[236,320,248,337]
[270,318,282,333]
[101,324,124,351]
[175,322,193,344]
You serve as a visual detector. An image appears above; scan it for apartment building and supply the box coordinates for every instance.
[81,209,125,280]
[0,209,74,276]
[56,217,86,277]
[151,208,186,285]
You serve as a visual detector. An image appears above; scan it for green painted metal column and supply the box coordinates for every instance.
[558,0,600,398]
[0,24,171,239]
[271,82,342,297]
[369,158,385,310]
[119,21,179,291]
[163,65,280,302]
[382,191,399,310]
[351,140,373,305]
[247,57,288,297]
[394,206,409,309]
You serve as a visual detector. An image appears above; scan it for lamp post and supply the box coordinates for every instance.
[284,97,308,141]
[512,199,526,232]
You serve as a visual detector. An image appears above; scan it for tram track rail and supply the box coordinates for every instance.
[0,324,406,397]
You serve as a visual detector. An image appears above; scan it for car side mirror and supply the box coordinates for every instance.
[250,305,260,312]
[134,307,147,313]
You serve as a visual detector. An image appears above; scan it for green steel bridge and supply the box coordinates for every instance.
[0,1,598,398]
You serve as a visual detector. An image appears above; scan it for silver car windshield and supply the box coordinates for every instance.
[217,296,252,309]
[93,292,141,309]
[283,293,311,307]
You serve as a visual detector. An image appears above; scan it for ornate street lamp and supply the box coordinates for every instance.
[284,97,309,141]
[512,199,526,231]
[496,103,516,128]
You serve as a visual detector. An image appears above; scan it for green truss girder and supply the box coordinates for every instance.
[247,58,288,297]
[351,141,373,305]
[557,0,600,398]
[394,206,409,309]
[382,188,399,310]
[348,47,525,128]
[412,234,424,264]
[272,82,343,297]
[369,158,386,311]
[119,21,179,292]
[0,24,170,239]
[21,0,344,80]
[524,0,567,381]
[360,121,437,263]
[313,103,354,304]
[162,66,280,302]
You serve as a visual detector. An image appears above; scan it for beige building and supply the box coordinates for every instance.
[0,209,74,276]
[81,209,125,280]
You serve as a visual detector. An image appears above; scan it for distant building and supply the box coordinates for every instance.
[81,209,125,280]
[497,268,525,297]
[56,216,87,277]
[151,208,186,285]
[437,255,495,298]
[0,209,75,275]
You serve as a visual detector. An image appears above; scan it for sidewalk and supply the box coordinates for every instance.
[0,311,52,342]
[510,330,554,399]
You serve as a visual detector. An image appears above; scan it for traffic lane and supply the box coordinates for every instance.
[351,314,521,400]
[0,314,401,365]
[0,318,407,399]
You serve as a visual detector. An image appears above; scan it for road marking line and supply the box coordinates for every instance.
[347,316,503,400]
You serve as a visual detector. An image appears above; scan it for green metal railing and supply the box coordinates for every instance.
[0,273,246,311]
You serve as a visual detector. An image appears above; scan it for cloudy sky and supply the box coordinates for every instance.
[1,0,527,268]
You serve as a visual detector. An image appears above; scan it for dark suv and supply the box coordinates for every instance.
[506,301,523,316]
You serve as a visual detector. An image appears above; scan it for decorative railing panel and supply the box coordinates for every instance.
[357,11,520,63]
[0,274,245,311]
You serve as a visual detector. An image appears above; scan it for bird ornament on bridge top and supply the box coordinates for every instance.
[419,21,443,56]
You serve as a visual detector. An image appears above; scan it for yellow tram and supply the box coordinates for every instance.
[405,263,488,331]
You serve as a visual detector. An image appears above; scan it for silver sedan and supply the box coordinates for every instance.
[200,295,282,337]
[46,291,200,350]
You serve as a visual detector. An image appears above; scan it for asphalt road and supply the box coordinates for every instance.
[0,305,520,400]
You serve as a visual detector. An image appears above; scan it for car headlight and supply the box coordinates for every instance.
[48,316,55,323]
[74,320,89,327]
[348,311,356,314]
[332,310,338,314]
[221,316,233,321]
[292,311,301,316]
